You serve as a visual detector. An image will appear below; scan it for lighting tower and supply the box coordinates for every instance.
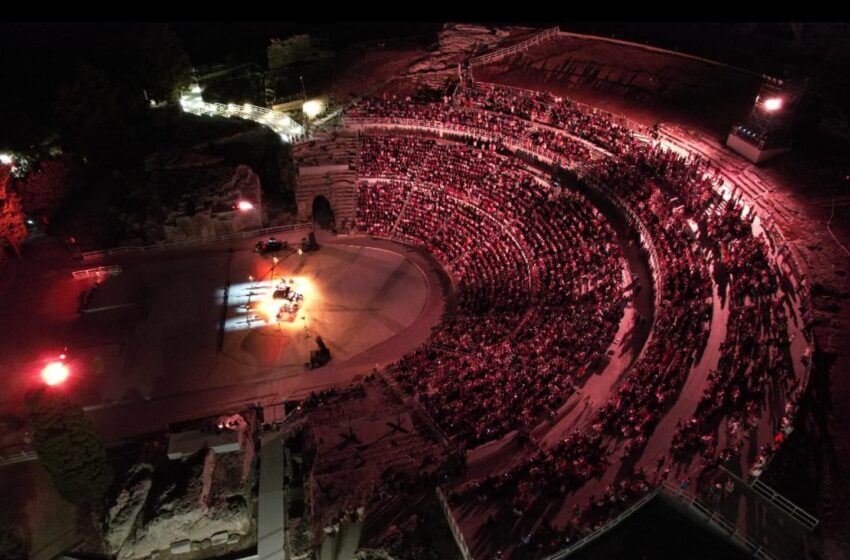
[727,75,806,164]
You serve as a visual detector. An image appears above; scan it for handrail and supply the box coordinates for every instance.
[435,486,474,560]
[750,478,819,531]
[0,447,37,466]
[660,482,780,560]
[544,487,660,560]
[470,81,652,137]
[469,26,561,67]
[178,90,307,142]
[71,265,122,279]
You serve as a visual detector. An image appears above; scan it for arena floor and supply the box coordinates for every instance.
[0,231,449,442]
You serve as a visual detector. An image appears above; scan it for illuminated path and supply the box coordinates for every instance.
[179,86,306,142]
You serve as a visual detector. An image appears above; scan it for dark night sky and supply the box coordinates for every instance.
[0,22,444,147]
[1,22,846,149]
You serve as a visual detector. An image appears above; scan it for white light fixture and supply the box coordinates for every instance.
[303,100,324,119]
[763,97,783,112]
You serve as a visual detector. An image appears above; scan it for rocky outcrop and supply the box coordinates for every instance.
[112,450,252,559]
[405,23,533,81]
[105,464,154,555]
[160,164,264,242]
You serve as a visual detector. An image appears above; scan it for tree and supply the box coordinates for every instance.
[0,166,27,257]
[14,155,74,220]
[25,387,113,505]
[53,65,140,169]
[131,23,193,102]
[0,529,28,560]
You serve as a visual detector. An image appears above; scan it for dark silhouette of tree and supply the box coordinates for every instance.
[25,387,113,506]
[53,65,140,169]
[131,23,193,102]
[0,166,27,257]
[14,155,75,221]
[0,529,28,560]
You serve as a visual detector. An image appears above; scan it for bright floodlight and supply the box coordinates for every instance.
[303,100,324,119]
[42,361,69,386]
[237,200,254,211]
[0,153,12,165]
[763,97,783,112]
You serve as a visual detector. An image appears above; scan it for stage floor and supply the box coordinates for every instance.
[215,240,432,387]
[29,232,446,430]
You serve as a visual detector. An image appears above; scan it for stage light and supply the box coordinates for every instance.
[256,297,282,322]
[0,153,13,165]
[303,100,324,119]
[42,360,69,386]
[237,200,254,211]
[763,97,783,112]
[221,276,317,332]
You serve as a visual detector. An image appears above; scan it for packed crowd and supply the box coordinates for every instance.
[670,197,798,473]
[453,82,640,155]
[347,81,802,552]
[356,134,625,445]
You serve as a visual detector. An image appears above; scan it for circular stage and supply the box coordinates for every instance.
[220,238,434,375]
[62,232,446,413]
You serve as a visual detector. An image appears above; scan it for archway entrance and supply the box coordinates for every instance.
[312,195,335,229]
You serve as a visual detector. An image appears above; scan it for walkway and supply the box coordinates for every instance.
[179,86,305,142]
[319,522,363,560]
[258,432,286,560]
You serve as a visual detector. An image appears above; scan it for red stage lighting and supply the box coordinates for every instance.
[42,361,70,386]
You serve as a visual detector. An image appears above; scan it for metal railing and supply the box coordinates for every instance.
[580,177,664,374]
[345,116,580,173]
[470,80,652,137]
[179,91,305,142]
[544,487,661,560]
[81,222,312,261]
[435,486,474,560]
[660,482,780,560]
[750,477,819,531]
[71,265,122,280]
[0,447,37,466]
[469,26,561,67]
[375,368,454,449]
